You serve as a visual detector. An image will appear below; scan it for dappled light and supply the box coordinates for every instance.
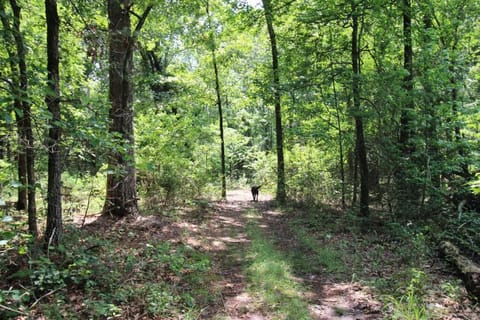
[1,0,479,318]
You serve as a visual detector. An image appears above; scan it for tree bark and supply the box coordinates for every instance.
[0,1,27,212]
[44,0,62,246]
[262,0,286,204]
[399,0,414,150]
[351,6,369,216]
[440,241,480,299]
[332,74,346,209]
[9,0,37,236]
[103,1,152,217]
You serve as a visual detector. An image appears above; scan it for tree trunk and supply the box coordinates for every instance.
[332,74,346,209]
[398,0,414,151]
[213,52,227,200]
[103,1,152,217]
[396,0,417,211]
[206,1,227,200]
[450,61,469,178]
[16,133,27,211]
[440,241,480,299]
[351,6,369,216]
[44,0,62,246]
[262,0,286,204]
[10,0,37,236]
[0,1,27,212]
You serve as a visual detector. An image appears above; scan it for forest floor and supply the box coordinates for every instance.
[3,189,479,319]
[75,189,478,319]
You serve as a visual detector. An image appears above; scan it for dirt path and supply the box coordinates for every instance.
[180,190,273,319]
[175,190,382,319]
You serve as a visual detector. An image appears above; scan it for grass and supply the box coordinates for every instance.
[290,226,345,275]
[245,211,311,319]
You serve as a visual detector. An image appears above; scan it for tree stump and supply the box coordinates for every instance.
[440,241,480,298]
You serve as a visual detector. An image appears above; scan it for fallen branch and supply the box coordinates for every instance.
[440,241,480,299]
[30,288,61,309]
[0,303,28,316]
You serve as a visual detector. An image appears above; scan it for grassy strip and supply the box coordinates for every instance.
[245,211,311,319]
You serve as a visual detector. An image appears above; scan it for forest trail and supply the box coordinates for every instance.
[176,189,382,319]
[74,189,478,319]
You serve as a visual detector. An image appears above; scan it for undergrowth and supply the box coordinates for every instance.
[283,203,473,319]
[0,222,213,319]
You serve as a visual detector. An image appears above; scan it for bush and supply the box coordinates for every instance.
[285,144,342,204]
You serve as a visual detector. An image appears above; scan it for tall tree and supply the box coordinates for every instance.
[0,0,26,212]
[262,0,286,204]
[206,0,227,200]
[9,0,37,235]
[44,0,62,246]
[103,1,152,217]
[351,2,369,216]
[396,0,417,212]
[399,0,414,153]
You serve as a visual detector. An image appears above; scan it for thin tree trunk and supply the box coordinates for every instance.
[44,0,62,246]
[16,130,27,211]
[0,1,27,211]
[262,0,286,204]
[206,0,226,200]
[10,0,37,236]
[332,74,346,209]
[213,51,226,199]
[399,0,414,151]
[351,6,369,216]
[450,60,468,178]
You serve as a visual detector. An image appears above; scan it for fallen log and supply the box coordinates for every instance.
[440,241,480,299]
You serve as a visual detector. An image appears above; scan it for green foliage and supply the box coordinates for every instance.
[441,211,480,257]
[285,144,343,205]
[290,226,345,274]
[469,174,480,195]
[386,269,431,320]
[1,220,213,319]
[0,159,17,200]
[0,211,32,277]
[61,172,105,218]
